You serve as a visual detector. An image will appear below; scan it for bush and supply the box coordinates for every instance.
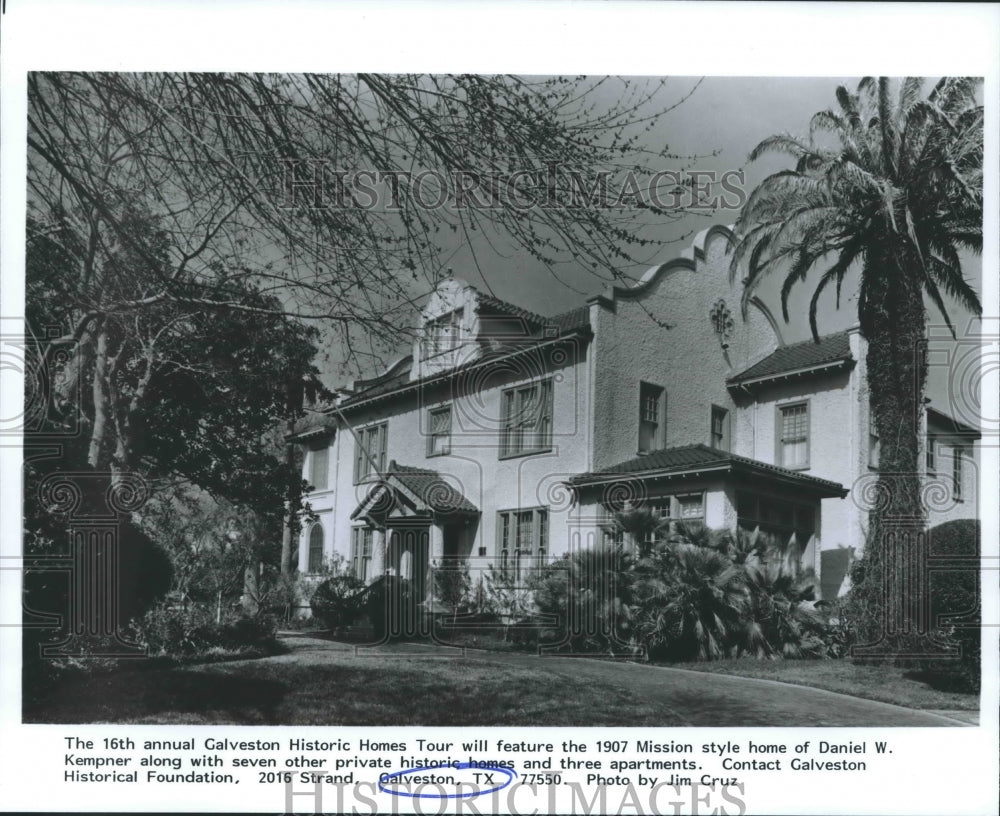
[839,519,981,692]
[543,523,839,662]
[920,519,980,692]
[738,557,828,659]
[633,541,744,661]
[533,547,637,653]
[309,574,366,630]
[131,603,278,658]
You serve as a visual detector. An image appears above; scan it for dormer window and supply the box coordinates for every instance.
[422,309,463,360]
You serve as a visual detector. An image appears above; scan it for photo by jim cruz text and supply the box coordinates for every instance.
[279,160,748,212]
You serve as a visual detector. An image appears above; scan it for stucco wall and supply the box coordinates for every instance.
[736,369,857,553]
[300,336,592,572]
[590,227,779,471]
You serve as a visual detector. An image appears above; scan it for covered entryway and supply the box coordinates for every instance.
[350,461,479,637]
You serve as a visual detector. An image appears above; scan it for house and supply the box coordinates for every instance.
[290,225,980,605]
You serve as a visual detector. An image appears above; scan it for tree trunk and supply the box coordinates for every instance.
[853,254,934,655]
[279,421,299,577]
[87,324,109,469]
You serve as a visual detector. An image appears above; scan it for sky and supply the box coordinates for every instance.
[326,75,982,402]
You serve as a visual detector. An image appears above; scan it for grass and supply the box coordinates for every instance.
[25,639,690,726]
[25,636,978,725]
[670,657,979,712]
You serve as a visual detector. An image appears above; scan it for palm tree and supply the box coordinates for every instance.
[634,542,746,661]
[740,557,827,659]
[730,77,982,641]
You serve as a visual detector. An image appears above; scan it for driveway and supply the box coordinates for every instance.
[279,635,973,727]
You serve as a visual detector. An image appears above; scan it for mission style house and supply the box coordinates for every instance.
[290,226,980,603]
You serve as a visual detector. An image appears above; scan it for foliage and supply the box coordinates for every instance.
[364,575,418,640]
[309,573,367,631]
[21,495,174,678]
[432,559,472,622]
[921,519,981,691]
[27,73,706,366]
[738,557,828,659]
[731,77,983,642]
[533,545,637,652]
[840,519,981,691]
[547,517,838,661]
[131,602,278,658]
[633,541,745,661]
[478,565,537,642]
[601,508,667,557]
[27,210,324,516]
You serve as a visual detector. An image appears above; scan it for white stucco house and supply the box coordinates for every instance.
[290,225,980,603]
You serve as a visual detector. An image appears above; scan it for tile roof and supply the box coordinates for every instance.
[285,414,338,442]
[728,331,853,387]
[386,461,479,514]
[476,294,551,326]
[569,444,846,496]
[335,303,590,410]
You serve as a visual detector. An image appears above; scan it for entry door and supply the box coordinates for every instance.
[386,524,430,638]
[387,525,429,595]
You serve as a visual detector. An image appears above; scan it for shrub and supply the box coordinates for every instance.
[309,573,366,630]
[738,557,828,659]
[919,519,980,692]
[533,546,637,652]
[131,602,278,658]
[433,560,472,621]
[839,519,981,691]
[634,541,745,661]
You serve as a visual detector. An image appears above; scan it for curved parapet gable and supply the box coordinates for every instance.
[595,224,738,308]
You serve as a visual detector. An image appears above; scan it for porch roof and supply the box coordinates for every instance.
[351,461,479,521]
[569,444,847,498]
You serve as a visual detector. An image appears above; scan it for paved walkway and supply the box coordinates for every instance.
[278,635,975,727]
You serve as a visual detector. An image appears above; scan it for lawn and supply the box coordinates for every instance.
[671,658,979,712]
[24,639,691,726]
[24,636,978,725]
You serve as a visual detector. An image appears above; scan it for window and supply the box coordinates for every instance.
[497,507,548,577]
[353,422,387,483]
[351,526,373,580]
[641,501,672,546]
[500,379,552,458]
[736,491,815,557]
[778,402,809,469]
[677,494,705,524]
[307,523,324,573]
[952,446,966,501]
[602,496,694,548]
[926,435,937,475]
[638,382,665,453]
[422,309,463,359]
[711,405,730,451]
[427,406,452,456]
[309,440,329,491]
[868,414,880,469]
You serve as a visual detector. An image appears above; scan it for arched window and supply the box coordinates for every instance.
[308,523,324,573]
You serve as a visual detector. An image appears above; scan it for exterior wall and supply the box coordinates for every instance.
[300,336,593,576]
[923,422,980,528]
[296,233,980,605]
[572,475,731,549]
[734,369,858,551]
[590,227,779,471]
